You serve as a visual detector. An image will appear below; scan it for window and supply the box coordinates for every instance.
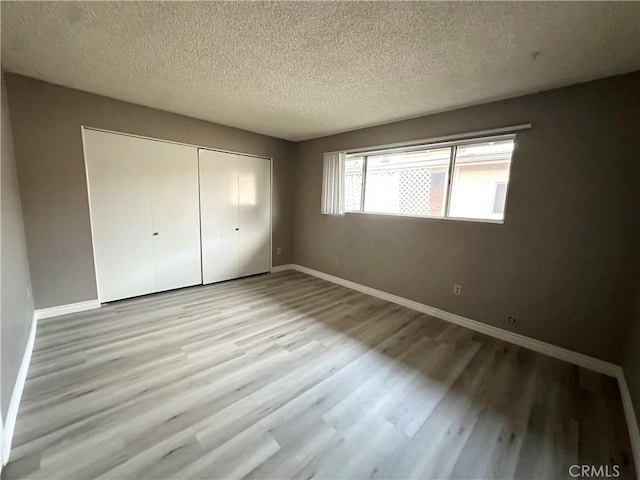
[344,156,364,211]
[342,136,515,222]
[447,140,514,220]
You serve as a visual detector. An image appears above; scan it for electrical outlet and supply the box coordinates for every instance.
[508,315,517,324]
[453,284,462,296]
[276,247,282,255]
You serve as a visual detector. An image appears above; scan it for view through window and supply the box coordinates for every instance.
[344,137,515,221]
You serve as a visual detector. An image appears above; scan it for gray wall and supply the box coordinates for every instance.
[1,70,34,418]
[293,72,640,363]
[5,73,295,309]
[623,288,640,430]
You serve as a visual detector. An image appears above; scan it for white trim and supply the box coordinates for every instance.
[324,124,531,156]
[344,210,505,225]
[35,299,101,320]
[270,155,274,273]
[2,312,37,465]
[80,128,103,303]
[271,264,294,273]
[288,264,619,376]
[616,370,640,478]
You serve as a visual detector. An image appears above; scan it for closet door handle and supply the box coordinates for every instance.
[153,232,159,236]
[235,228,239,231]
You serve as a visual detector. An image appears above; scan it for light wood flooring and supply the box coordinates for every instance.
[3,271,635,479]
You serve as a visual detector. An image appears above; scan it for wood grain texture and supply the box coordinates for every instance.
[4,271,636,479]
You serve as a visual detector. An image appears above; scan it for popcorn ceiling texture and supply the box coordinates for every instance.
[1,1,638,141]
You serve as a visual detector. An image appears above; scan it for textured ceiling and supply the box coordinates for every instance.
[1,1,639,141]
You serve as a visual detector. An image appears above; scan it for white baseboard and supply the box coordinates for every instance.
[35,299,101,320]
[270,264,295,273]
[2,311,37,465]
[288,264,620,376]
[616,370,640,479]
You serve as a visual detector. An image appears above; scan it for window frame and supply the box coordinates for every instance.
[343,133,516,224]
[491,180,509,215]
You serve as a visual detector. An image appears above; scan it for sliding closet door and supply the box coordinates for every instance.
[84,129,201,302]
[199,149,240,284]
[237,155,271,277]
[83,129,156,302]
[149,142,202,292]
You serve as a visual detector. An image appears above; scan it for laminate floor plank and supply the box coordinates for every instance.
[3,271,635,480]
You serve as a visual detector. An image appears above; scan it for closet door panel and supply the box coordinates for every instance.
[237,155,271,277]
[149,143,201,292]
[83,129,156,302]
[199,149,240,284]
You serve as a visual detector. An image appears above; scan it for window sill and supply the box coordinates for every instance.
[343,210,504,224]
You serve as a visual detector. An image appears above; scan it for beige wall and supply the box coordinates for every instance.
[1,71,34,418]
[293,72,640,363]
[5,73,295,309]
[5,71,639,363]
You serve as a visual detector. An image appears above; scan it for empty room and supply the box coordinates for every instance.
[1,1,639,479]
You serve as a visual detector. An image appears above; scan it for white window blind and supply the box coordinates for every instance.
[321,152,345,215]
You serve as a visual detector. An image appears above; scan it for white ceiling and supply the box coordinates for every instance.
[1,1,639,141]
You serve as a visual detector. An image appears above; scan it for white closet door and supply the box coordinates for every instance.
[84,129,201,302]
[149,142,202,292]
[83,129,156,302]
[237,155,271,277]
[199,149,240,284]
